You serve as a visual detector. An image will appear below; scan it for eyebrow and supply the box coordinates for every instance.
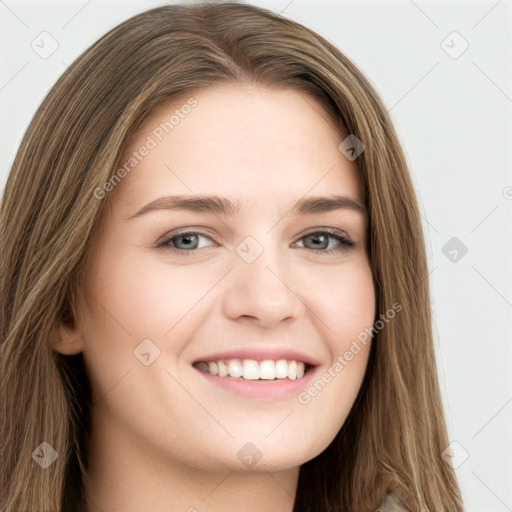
[125,193,366,220]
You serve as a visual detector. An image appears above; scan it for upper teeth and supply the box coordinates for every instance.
[195,359,307,380]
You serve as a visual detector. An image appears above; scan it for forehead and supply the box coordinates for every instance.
[114,84,364,214]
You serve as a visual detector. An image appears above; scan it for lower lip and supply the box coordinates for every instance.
[193,366,318,401]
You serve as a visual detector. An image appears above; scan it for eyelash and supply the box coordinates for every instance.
[154,228,355,256]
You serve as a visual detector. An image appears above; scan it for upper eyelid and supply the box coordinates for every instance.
[160,227,351,239]
[155,228,216,246]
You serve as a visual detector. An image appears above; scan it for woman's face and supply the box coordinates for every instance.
[65,84,375,475]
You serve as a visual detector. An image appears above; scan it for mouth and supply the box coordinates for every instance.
[192,358,314,381]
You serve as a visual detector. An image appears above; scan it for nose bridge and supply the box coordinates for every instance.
[220,234,303,327]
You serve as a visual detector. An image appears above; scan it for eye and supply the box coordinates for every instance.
[154,228,355,256]
[155,230,215,253]
[295,230,355,254]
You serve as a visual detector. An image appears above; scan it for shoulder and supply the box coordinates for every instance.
[374,491,412,512]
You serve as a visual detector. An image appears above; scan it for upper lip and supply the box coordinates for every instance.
[193,347,321,367]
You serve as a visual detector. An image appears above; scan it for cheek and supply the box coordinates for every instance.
[306,256,376,343]
[79,248,225,394]
[84,248,206,339]
[78,247,174,400]
[293,258,375,438]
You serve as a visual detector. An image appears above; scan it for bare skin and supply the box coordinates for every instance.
[54,84,375,512]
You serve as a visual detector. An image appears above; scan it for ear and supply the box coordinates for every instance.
[50,303,84,355]
[52,325,84,355]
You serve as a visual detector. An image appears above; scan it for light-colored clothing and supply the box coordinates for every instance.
[376,491,412,512]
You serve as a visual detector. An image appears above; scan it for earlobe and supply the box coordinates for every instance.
[50,320,84,355]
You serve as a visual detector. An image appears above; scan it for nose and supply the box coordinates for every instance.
[220,244,305,329]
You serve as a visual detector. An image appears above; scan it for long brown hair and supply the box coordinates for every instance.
[1,3,463,511]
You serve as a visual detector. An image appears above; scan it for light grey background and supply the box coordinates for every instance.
[1,1,511,510]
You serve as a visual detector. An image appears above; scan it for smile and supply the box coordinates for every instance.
[193,358,311,381]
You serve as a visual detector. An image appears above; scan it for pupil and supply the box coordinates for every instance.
[176,234,198,249]
[308,234,328,249]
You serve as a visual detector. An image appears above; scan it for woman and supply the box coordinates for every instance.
[1,3,463,511]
